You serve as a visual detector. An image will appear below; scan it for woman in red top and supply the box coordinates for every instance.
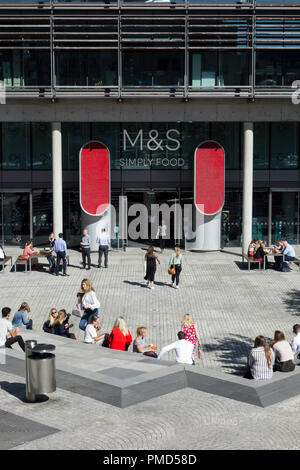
[108,316,132,351]
[181,314,201,360]
[23,240,37,260]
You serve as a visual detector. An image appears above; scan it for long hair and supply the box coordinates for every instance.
[254,335,273,369]
[181,314,193,327]
[49,232,55,242]
[273,330,285,343]
[113,316,129,335]
[55,309,67,326]
[19,302,30,313]
[136,326,147,338]
[81,278,94,293]
[48,308,57,326]
[146,246,155,258]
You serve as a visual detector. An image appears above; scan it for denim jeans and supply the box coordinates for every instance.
[79,308,99,331]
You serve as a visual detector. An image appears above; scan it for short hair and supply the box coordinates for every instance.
[102,228,106,232]
[293,324,300,334]
[2,307,11,318]
[177,331,186,340]
[136,326,147,337]
[58,233,63,238]
[91,316,99,324]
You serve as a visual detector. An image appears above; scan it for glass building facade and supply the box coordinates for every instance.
[0,0,300,248]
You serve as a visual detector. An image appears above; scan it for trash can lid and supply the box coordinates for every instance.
[32,344,56,354]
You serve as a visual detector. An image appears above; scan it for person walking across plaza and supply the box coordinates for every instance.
[79,279,100,331]
[156,220,167,253]
[157,331,194,365]
[53,233,69,276]
[169,245,183,289]
[80,228,91,270]
[144,246,160,289]
[0,307,25,352]
[96,228,110,268]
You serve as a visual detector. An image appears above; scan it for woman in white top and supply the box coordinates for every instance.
[270,330,295,372]
[156,220,167,253]
[79,279,100,331]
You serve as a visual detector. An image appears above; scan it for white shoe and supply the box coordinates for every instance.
[175,285,179,289]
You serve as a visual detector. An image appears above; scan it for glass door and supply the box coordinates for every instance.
[1,192,30,246]
[271,192,299,245]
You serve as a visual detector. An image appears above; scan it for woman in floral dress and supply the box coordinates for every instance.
[181,314,201,361]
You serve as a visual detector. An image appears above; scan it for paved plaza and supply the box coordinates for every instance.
[1,246,300,449]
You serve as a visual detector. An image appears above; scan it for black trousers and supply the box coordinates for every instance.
[274,360,295,372]
[5,335,25,352]
[98,246,108,267]
[55,251,67,275]
[82,247,91,268]
[171,265,182,286]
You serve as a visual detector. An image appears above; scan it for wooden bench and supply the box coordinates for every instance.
[14,256,30,272]
[242,254,264,271]
[0,256,12,272]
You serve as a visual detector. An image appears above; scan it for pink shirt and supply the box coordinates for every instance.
[23,246,36,259]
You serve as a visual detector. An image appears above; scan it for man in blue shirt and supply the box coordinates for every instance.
[53,233,69,276]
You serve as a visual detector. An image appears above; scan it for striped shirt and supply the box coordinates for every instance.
[248,346,275,380]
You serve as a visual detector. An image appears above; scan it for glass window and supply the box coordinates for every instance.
[150,123,181,170]
[270,123,298,169]
[2,123,30,169]
[1,192,30,246]
[211,122,240,169]
[190,51,249,87]
[256,51,283,86]
[55,51,117,87]
[0,50,50,87]
[92,123,120,170]
[32,189,53,245]
[272,192,299,245]
[62,123,90,170]
[63,190,81,247]
[23,50,51,87]
[182,122,210,169]
[254,122,269,169]
[253,191,268,241]
[32,123,52,170]
[120,123,151,169]
[222,191,242,247]
[123,51,184,87]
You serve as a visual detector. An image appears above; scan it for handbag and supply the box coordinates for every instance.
[168,255,176,275]
[102,333,110,348]
[198,345,204,360]
[143,350,158,358]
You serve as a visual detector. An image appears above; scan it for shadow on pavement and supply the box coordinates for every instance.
[203,333,254,375]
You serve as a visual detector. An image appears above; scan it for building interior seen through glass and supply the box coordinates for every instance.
[0,122,299,247]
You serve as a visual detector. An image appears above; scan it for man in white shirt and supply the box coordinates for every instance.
[157,331,194,365]
[0,307,25,352]
[96,228,110,268]
[84,316,105,344]
[291,324,300,354]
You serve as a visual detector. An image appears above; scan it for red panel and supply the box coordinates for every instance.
[80,141,110,216]
[194,140,224,215]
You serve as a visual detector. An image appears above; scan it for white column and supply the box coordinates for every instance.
[242,122,254,255]
[52,122,63,237]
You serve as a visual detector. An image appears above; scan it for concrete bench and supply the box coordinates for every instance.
[242,254,264,271]
[292,256,300,271]
[0,256,12,272]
